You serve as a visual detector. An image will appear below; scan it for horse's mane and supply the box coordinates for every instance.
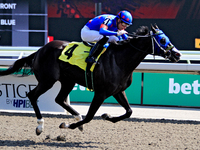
[135,26,149,36]
[110,26,149,46]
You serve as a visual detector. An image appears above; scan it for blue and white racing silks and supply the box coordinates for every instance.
[85,14,128,40]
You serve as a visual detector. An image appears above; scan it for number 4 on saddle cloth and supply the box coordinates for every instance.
[59,41,106,71]
[59,42,107,90]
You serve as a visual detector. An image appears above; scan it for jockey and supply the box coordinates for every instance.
[81,10,133,64]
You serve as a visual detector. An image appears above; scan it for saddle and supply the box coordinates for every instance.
[59,41,106,91]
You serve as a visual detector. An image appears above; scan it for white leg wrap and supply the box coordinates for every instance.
[74,115,83,121]
[37,118,44,132]
[64,124,69,128]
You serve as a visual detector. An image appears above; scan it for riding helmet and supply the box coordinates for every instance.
[116,10,133,25]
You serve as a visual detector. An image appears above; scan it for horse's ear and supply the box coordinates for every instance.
[154,23,159,29]
[151,24,157,33]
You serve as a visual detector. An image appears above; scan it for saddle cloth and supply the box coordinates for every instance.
[59,42,106,72]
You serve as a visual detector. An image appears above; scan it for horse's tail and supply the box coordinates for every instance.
[0,52,37,76]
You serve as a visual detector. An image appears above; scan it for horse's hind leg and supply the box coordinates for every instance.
[101,91,132,123]
[27,81,55,135]
[55,80,83,131]
[65,93,105,130]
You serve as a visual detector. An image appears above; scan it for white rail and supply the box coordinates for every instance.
[136,51,200,74]
[0,46,38,66]
[0,46,200,74]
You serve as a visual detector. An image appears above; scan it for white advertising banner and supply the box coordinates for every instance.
[0,75,66,114]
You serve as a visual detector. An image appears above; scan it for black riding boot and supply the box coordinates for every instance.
[85,36,109,64]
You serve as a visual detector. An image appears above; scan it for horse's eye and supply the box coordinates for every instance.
[160,37,166,45]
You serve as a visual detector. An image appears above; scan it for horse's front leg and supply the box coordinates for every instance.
[60,94,104,130]
[101,91,132,123]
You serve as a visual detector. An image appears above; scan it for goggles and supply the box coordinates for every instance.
[120,20,130,27]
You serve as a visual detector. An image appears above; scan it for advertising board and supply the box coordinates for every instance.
[0,0,47,46]
[70,72,142,104]
[0,75,66,113]
[70,72,200,108]
[143,73,200,107]
[1,71,200,110]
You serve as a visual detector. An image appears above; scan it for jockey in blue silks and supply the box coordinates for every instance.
[81,10,133,64]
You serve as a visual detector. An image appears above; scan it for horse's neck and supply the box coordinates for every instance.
[112,38,151,74]
[121,49,148,72]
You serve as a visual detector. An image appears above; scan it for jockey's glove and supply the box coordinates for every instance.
[117,30,128,36]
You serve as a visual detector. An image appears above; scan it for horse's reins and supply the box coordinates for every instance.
[127,31,172,56]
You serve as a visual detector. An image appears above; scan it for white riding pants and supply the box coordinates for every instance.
[81,25,119,43]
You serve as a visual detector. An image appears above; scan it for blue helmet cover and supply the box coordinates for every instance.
[154,29,171,54]
[117,10,132,25]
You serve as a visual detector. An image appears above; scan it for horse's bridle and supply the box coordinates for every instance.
[128,31,174,56]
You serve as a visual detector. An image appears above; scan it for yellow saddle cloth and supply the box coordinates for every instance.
[59,42,105,72]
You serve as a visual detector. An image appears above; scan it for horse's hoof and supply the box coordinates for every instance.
[36,119,44,136]
[36,127,42,136]
[59,122,69,129]
[78,125,83,131]
[101,113,111,120]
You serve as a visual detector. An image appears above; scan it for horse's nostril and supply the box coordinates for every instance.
[176,53,180,56]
